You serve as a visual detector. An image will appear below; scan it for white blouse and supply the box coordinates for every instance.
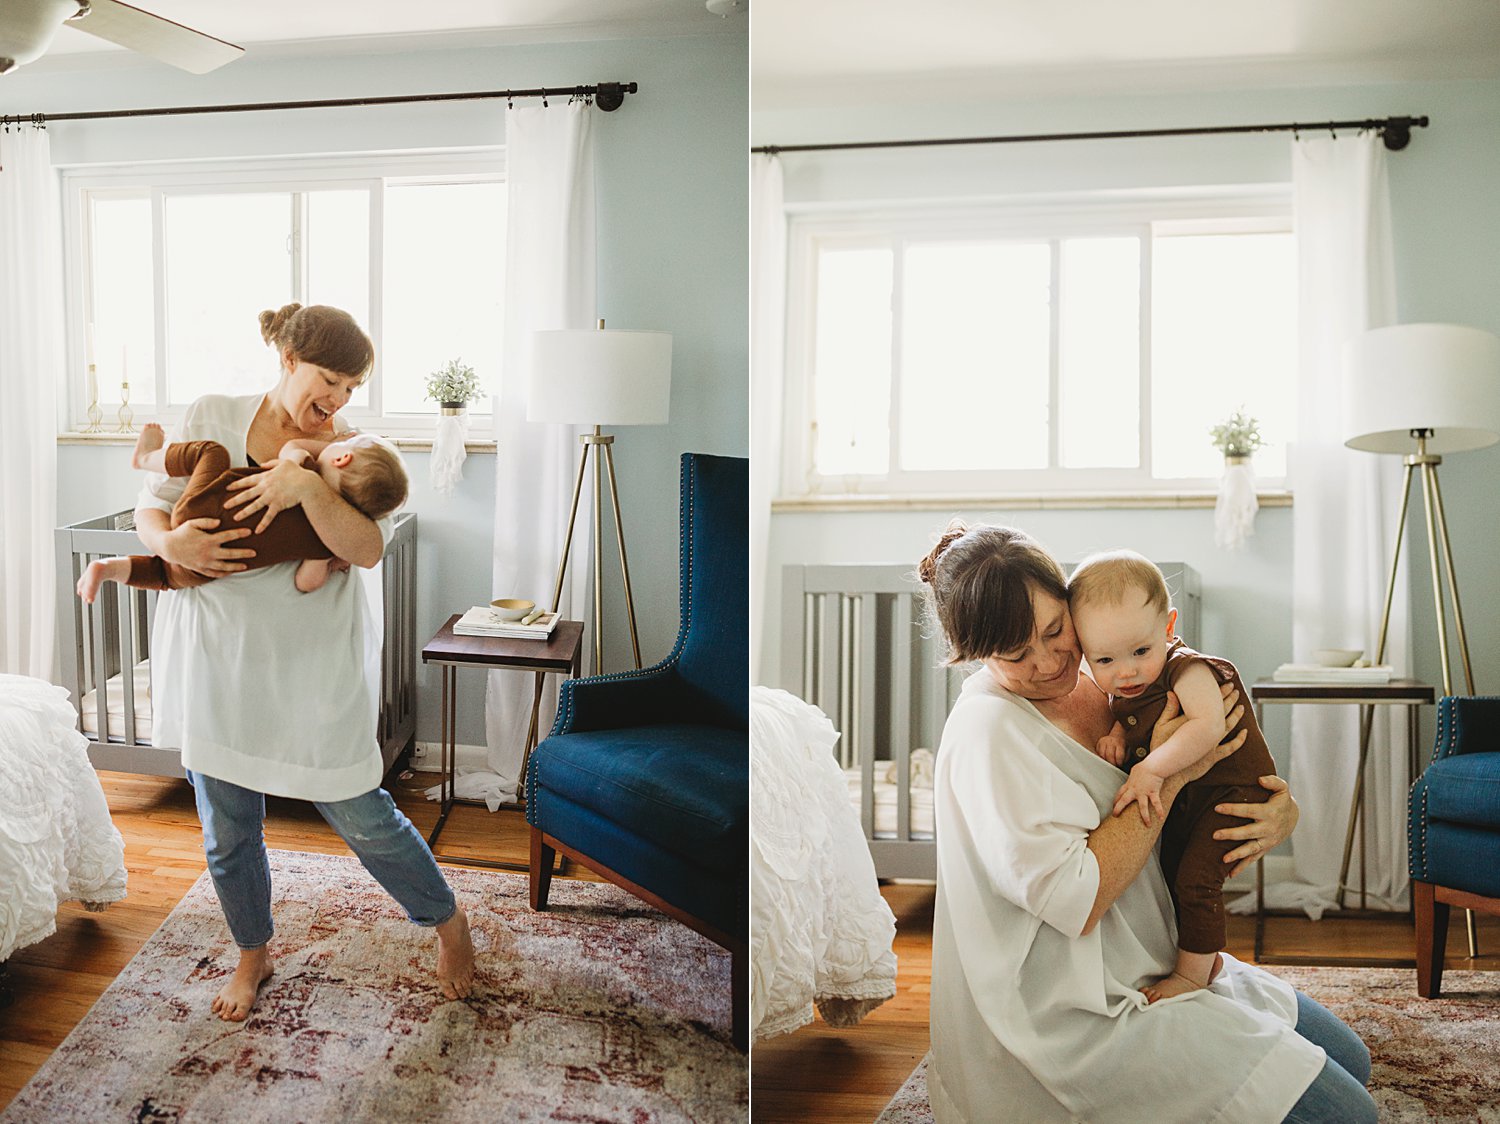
[136,393,395,802]
[929,671,1325,1124]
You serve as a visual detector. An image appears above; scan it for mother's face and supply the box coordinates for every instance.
[981,589,1083,701]
[281,352,364,435]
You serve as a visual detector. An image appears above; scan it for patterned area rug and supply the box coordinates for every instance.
[875,967,1500,1123]
[2,850,744,1123]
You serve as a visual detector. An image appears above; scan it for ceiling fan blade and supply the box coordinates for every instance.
[70,0,243,73]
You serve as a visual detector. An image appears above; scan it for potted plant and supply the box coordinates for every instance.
[1209,408,1265,464]
[425,358,482,413]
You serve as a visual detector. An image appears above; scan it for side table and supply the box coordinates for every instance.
[1250,677,1435,965]
[421,614,584,872]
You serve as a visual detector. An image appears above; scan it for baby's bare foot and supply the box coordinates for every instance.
[211,946,274,1022]
[436,906,475,1000]
[77,557,129,604]
[131,422,165,470]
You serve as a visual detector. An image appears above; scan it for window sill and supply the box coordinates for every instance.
[772,490,1293,513]
[57,432,499,454]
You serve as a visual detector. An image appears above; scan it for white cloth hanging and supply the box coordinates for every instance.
[1242,132,1409,919]
[750,154,786,682]
[1213,459,1259,549]
[428,409,469,496]
[480,103,597,803]
[0,127,64,679]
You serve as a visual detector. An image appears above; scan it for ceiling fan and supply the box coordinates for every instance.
[0,0,243,76]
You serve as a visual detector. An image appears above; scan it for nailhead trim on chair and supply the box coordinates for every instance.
[527,454,703,822]
[1406,695,1500,881]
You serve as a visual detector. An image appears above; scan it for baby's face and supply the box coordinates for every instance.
[1072,595,1175,700]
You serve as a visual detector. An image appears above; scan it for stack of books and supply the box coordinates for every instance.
[452,606,560,640]
[1271,663,1394,685]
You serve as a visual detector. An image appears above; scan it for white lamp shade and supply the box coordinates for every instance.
[1343,322,1500,454]
[527,328,672,425]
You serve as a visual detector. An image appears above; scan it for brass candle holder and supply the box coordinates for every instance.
[116,380,135,434]
[82,363,104,433]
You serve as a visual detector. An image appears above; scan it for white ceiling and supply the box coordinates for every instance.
[753,0,1500,108]
[39,0,741,63]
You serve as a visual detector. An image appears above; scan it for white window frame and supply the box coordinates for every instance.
[62,149,505,438]
[779,188,1294,500]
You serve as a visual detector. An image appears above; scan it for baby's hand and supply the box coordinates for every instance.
[1096,733,1127,767]
[1112,764,1166,825]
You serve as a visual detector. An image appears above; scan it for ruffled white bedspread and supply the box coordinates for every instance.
[0,674,128,962]
[751,686,897,1041]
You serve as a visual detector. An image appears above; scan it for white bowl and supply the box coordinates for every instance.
[490,598,535,622]
[1314,648,1363,668]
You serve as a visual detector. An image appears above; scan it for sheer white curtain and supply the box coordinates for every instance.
[0,127,64,679]
[481,103,596,804]
[1259,133,1408,917]
[750,154,785,682]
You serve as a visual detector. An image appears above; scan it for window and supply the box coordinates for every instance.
[66,152,506,434]
[783,195,1296,497]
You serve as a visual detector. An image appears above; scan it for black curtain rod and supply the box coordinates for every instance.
[0,81,637,127]
[753,114,1429,155]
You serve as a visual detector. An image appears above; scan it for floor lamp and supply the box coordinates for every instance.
[1342,322,1500,944]
[527,321,673,679]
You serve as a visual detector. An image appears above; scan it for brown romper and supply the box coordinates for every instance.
[124,440,333,592]
[1111,637,1276,953]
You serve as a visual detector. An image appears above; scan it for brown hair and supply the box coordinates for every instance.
[1067,550,1170,616]
[259,303,375,380]
[917,521,1069,664]
[338,439,409,521]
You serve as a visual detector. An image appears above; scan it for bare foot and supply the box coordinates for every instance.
[211,946,275,1022]
[1143,953,1223,1004]
[77,557,130,604]
[435,907,475,999]
[132,422,165,470]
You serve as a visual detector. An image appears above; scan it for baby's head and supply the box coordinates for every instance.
[317,434,408,520]
[1067,550,1176,700]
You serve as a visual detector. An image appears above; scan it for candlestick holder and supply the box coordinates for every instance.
[82,364,104,433]
[115,380,135,434]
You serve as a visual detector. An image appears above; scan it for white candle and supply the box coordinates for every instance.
[87,362,97,408]
[85,322,94,364]
[120,343,128,388]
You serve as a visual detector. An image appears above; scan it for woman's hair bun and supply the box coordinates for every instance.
[258,302,304,346]
[918,522,969,584]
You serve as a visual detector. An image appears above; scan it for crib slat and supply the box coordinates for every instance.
[892,593,913,843]
[88,577,110,744]
[856,593,877,843]
[117,585,137,746]
[817,594,841,756]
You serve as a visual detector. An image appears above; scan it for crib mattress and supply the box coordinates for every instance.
[843,769,935,841]
[79,660,153,743]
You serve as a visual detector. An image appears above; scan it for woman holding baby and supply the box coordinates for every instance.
[137,303,473,1021]
[919,523,1376,1123]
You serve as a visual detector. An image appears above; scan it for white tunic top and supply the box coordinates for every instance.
[136,393,394,802]
[929,671,1325,1124]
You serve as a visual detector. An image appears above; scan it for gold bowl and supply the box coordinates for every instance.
[491,598,536,622]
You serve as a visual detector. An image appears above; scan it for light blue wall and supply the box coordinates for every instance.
[754,77,1500,766]
[15,29,747,749]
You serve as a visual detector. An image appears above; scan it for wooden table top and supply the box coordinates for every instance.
[421,615,584,672]
[1250,678,1436,704]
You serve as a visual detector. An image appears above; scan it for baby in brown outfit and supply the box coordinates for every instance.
[1068,549,1280,1004]
[77,423,407,602]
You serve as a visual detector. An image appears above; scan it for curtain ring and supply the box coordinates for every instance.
[541,87,549,108]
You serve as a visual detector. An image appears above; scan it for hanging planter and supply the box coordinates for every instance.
[426,359,483,497]
[1210,409,1264,550]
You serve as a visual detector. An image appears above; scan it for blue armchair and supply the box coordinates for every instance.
[1409,694,1500,997]
[526,452,748,1047]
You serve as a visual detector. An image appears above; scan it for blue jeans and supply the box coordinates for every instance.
[188,770,457,949]
[1283,990,1377,1123]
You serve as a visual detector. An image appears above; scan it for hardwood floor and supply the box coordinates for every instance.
[750,882,1500,1124]
[0,768,602,1111]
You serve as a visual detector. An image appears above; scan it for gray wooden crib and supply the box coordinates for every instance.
[53,509,418,778]
[780,561,1201,881]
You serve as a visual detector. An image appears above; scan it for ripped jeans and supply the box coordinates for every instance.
[187,770,457,949]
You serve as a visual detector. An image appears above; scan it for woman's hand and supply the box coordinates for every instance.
[1215,776,1298,876]
[157,516,256,574]
[222,458,320,534]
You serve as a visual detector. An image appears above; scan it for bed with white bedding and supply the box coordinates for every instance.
[0,674,128,965]
[751,686,898,1042]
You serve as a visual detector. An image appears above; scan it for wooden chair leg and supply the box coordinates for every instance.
[1414,880,1450,998]
[530,826,555,912]
[732,944,747,1052]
